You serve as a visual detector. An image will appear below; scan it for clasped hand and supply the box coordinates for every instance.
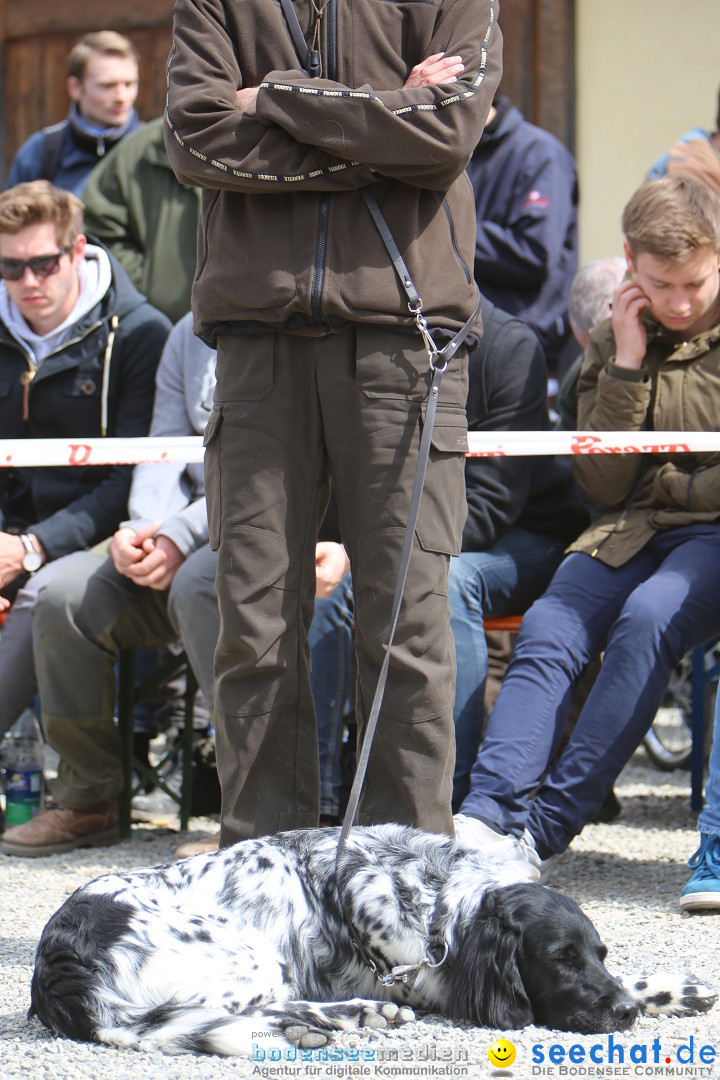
[234,51,465,117]
[0,532,27,604]
[111,523,185,592]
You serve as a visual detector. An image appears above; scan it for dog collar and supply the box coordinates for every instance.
[352,935,449,986]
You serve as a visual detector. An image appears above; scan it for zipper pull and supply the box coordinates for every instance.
[20,369,36,422]
[309,50,322,78]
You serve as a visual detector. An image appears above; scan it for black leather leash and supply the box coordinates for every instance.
[274,0,481,880]
[336,204,480,866]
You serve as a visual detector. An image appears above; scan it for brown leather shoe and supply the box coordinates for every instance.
[174,832,220,859]
[0,801,119,857]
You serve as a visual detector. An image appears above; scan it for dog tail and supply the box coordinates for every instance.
[30,889,282,1057]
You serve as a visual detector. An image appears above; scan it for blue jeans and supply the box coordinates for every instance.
[308,573,354,817]
[448,529,566,808]
[699,685,720,837]
[461,524,720,854]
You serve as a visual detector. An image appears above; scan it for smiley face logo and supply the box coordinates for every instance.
[488,1038,516,1068]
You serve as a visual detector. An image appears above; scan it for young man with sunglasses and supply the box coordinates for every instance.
[0,180,170,845]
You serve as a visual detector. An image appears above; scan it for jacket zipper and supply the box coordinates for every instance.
[310,0,338,325]
[327,0,337,77]
[5,317,106,422]
[311,199,329,323]
[438,195,472,284]
[20,366,36,422]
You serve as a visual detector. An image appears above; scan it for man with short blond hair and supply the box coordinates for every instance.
[0,180,169,852]
[6,31,141,195]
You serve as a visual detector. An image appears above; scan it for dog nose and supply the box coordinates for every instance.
[612,1001,639,1028]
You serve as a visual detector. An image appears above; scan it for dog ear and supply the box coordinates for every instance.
[445,890,534,1029]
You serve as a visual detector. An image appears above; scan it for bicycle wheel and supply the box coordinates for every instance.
[642,652,716,771]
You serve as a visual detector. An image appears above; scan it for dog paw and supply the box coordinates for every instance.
[360,1002,415,1030]
[284,1024,329,1048]
[625,972,717,1017]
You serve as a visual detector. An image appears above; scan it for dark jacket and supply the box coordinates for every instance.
[83,118,201,323]
[467,96,578,369]
[5,105,143,196]
[463,298,588,551]
[164,0,502,343]
[0,244,171,562]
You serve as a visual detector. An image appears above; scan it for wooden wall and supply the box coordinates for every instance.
[0,0,576,180]
[498,0,576,151]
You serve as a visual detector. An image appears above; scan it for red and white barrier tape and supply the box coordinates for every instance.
[1,431,720,468]
[0,436,204,468]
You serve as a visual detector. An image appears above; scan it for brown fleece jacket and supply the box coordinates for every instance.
[164,0,502,342]
[567,310,720,567]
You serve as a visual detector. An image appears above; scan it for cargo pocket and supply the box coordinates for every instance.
[355,324,430,402]
[415,403,469,556]
[215,334,275,406]
[203,407,223,550]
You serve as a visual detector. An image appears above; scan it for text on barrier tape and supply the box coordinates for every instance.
[1,431,720,467]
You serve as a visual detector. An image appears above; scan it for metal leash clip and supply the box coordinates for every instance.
[362,939,450,986]
[408,299,446,371]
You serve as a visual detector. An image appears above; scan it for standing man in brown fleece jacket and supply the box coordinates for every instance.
[164,0,502,846]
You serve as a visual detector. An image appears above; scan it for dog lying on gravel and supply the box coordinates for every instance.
[29,824,716,1057]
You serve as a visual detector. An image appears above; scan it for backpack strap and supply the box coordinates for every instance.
[39,124,68,183]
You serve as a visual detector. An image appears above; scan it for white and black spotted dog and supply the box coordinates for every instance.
[30,824,715,1057]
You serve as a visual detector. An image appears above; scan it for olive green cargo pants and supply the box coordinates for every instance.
[204,325,468,845]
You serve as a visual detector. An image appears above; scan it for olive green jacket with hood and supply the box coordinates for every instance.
[567,309,720,567]
[164,0,502,344]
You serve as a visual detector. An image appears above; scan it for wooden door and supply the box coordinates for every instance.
[497,0,576,150]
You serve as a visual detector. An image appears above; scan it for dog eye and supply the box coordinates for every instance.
[558,945,581,966]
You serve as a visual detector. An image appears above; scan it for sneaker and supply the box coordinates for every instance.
[453,813,542,883]
[132,765,182,822]
[0,802,119,857]
[679,834,720,912]
[132,786,181,822]
[536,848,564,885]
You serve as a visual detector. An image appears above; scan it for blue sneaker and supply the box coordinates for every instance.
[679,834,720,912]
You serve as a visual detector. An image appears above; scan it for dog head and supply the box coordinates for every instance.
[447,883,638,1033]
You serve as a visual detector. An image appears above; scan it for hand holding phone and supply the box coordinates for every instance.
[611,277,650,370]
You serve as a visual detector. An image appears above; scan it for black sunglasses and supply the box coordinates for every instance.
[0,247,71,282]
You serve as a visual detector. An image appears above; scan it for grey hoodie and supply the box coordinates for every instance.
[123,312,216,555]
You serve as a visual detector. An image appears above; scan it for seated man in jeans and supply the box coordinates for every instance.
[1,313,352,857]
[455,176,720,880]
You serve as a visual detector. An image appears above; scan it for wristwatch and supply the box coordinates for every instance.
[20,533,44,574]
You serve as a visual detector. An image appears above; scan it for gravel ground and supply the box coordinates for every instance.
[2,748,719,1080]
